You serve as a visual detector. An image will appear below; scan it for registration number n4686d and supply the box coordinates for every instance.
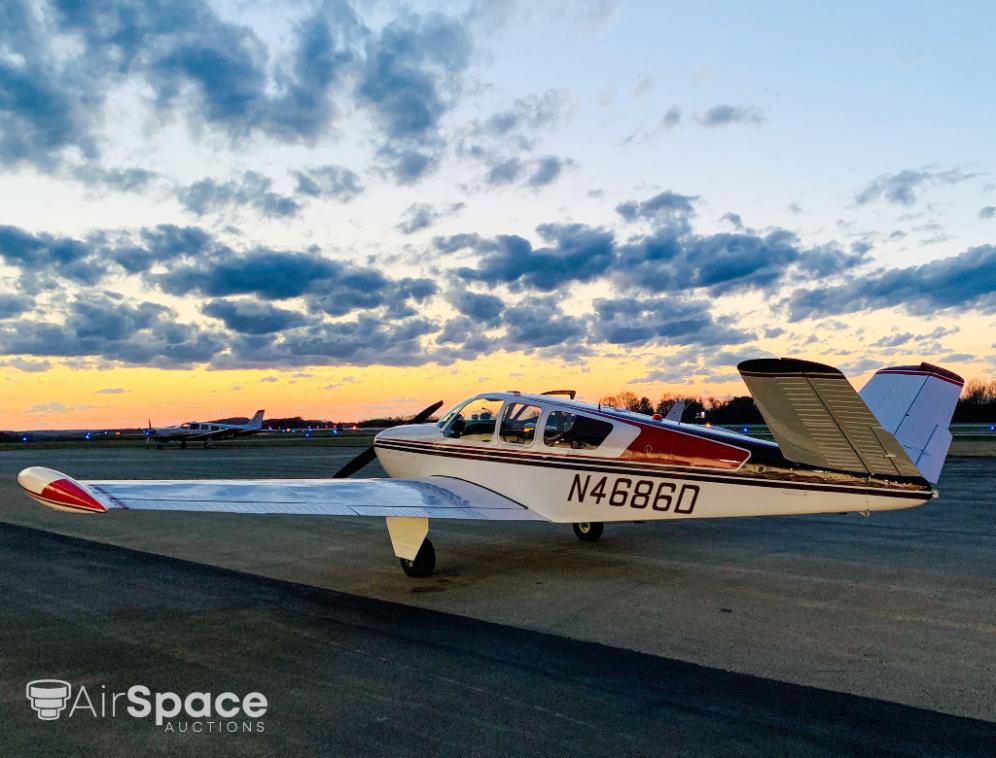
[567,474,699,513]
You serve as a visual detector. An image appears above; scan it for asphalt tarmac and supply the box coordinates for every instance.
[0,445,994,755]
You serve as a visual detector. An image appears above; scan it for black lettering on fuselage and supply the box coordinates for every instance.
[567,474,699,514]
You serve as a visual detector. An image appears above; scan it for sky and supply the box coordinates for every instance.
[1,0,994,429]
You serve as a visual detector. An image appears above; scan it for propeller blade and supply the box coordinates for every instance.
[410,400,444,424]
[332,401,444,479]
[332,446,378,479]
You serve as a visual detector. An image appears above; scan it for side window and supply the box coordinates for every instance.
[544,411,613,450]
[449,399,504,442]
[499,403,542,445]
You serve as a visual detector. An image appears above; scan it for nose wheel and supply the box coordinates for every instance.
[399,538,436,578]
[573,522,604,541]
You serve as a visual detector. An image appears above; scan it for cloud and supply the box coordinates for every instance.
[527,156,575,187]
[454,223,615,291]
[476,89,573,136]
[178,171,300,218]
[590,296,753,347]
[501,298,585,348]
[0,1,99,169]
[447,190,862,299]
[616,227,800,294]
[0,293,32,318]
[459,89,576,189]
[660,106,682,129]
[853,167,978,206]
[787,244,996,320]
[696,105,764,127]
[0,224,103,284]
[720,212,744,230]
[358,11,473,182]
[0,294,226,367]
[180,166,363,219]
[396,202,465,234]
[484,157,523,186]
[109,225,214,274]
[202,299,308,335]
[1,1,478,184]
[28,401,70,413]
[96,387,126,394]
[433,233,494,254]
[71,164,158,192]
[448,290,504,325]
[0,357,51,372]
[616,190,698,224]
[293,165,363,202]
[158,250,340,300]
[980,206,996,220]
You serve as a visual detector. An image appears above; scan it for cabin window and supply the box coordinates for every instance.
[543,411,613,450]
[499,403,542,445]
[445,398,504,441]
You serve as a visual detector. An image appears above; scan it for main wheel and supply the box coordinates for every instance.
[180,440,187,449]
[400,538,436,578]
[573,522,604,542]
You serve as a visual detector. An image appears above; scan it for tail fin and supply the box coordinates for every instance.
[247,410,265,430]
[738,358,922,479]
[663,399,686,423]
[859,364,963,484]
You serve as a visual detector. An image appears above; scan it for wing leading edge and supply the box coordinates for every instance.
[16,467,546,521]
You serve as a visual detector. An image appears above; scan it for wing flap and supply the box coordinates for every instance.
[17,467,546,521]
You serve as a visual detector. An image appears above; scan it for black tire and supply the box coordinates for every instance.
[573,522,604,542]
[180,441,187,449]
[400,539,436,578]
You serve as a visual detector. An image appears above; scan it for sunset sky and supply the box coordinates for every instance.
[1,0,994,429]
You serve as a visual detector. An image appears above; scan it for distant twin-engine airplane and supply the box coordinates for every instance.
[18,359,962,577]
[147,410,265,448]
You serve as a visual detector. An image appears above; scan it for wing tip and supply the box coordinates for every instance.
[17,467,107,514]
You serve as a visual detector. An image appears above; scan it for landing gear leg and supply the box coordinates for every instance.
[386,516,435,577]
[573,522,604,542]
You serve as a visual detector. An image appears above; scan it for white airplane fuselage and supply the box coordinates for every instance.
[375,394,933,524]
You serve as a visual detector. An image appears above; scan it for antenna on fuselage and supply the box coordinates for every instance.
[540,389,576,400]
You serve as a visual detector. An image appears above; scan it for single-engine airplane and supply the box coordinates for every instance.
[147,410,265,449]
[18,359,962,577]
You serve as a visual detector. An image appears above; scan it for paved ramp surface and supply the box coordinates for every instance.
[1,523,994,757]
[0,446,994,752]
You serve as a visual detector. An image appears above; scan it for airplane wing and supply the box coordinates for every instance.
[16,467,546,521]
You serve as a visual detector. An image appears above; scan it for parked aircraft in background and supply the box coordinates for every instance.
[18,359,962,578]
[147,410,265,448]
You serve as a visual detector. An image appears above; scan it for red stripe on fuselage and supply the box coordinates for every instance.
[621,425,750,469]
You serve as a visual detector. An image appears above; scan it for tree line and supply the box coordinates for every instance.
[601,378,996,425]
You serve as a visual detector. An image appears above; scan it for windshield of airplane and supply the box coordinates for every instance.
[438,396,505,441]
